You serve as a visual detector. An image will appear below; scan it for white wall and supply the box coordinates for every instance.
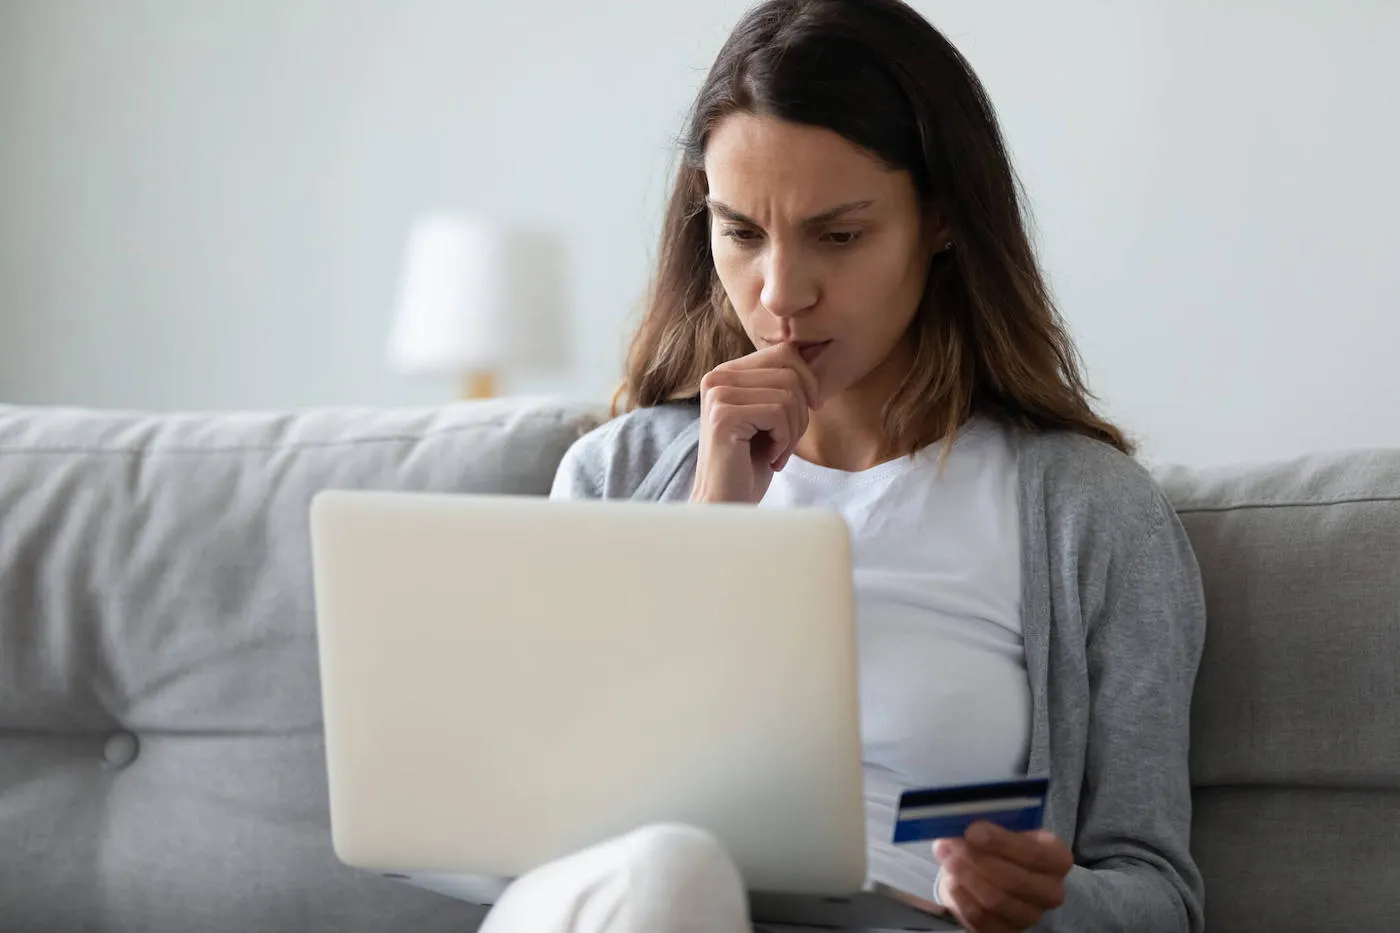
[935,1,1400,466]
[1,0,1397,465]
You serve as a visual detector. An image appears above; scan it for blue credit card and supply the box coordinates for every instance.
[892,776,1049,845]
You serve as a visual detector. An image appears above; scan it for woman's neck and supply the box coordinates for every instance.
[795,404,887,472]
[794,341,914,472]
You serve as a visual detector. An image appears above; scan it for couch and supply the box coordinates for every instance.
[1,398,1396,932]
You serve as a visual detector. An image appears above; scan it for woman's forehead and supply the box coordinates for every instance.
[704,114,909,213]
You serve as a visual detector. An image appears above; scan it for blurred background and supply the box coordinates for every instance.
[0,0,1396,465]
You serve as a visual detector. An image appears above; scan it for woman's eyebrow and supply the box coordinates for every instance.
[705,198,877,227]
[803,199,876,224]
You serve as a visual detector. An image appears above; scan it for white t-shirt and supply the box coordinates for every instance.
[759,417,1030,893]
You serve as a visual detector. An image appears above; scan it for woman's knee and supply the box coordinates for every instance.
[480,823,749,933]
[616,823,749,932]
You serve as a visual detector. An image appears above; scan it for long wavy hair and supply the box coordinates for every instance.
[618,0,1131,457]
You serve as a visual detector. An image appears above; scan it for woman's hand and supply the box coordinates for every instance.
[690,345,823,504]
[933,823,1074,933]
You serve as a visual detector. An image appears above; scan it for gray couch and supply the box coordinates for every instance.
[1,399,1396,933]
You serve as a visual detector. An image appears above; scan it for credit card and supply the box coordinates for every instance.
[892,776,1049,844]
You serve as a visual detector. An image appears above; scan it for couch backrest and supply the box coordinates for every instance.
[1157,450,1400,932]
[0,400,600,933]
[4,400,1398,933]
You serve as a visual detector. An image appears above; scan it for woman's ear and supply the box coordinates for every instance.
[923,203,955,257]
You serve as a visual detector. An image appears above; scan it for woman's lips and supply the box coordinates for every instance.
[793,340,832,363]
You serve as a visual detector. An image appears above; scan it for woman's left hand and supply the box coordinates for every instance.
[933,823,1074,933]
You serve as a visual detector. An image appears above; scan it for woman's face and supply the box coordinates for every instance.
[704,113,940,400]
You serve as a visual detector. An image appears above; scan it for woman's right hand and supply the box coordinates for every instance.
[690,344,823,505]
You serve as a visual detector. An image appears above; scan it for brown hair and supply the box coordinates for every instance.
[618,0,1132,457]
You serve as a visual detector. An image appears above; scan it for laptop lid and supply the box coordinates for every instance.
[310,490,867,896]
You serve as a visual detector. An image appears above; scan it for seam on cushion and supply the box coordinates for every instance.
[1176,494,1400,515]
[0,413,582,457]
[0,725,323,738]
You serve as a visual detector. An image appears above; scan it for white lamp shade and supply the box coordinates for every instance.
[388,214,569,376]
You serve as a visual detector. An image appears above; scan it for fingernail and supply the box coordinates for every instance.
[968,823,992,846]
[933,839,953,861]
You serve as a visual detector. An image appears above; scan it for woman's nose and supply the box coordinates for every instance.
[759,245,818,319]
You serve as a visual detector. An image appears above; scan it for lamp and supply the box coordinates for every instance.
[387,213,568,398]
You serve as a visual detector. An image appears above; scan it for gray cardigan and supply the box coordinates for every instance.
[551,402,1207,933]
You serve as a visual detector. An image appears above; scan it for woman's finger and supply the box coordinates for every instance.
[717,344,822,409]
[953,862,1043,932]
[966,823,1075,877]
[703,384,806,467]
[706,389,790,449]
[940,873,1018,933]
[700,364,808,400]
[939,850,1039,933]
[954,846,1066,911]
[716,397,795,451]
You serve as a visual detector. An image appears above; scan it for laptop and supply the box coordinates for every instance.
[310,490,956,930]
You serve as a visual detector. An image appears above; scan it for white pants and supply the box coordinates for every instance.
[479,824,751,933]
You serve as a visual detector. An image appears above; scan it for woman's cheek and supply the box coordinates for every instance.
[714,263,760,330]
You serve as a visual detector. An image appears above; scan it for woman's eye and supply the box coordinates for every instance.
[822,230,863,246]
[722,227,762,244]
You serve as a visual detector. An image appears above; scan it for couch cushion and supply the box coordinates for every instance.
[0,400,600,933]
[1157,449,1400,932]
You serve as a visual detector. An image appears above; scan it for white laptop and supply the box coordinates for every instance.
[310,490,955,930]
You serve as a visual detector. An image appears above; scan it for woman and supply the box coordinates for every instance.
[484,0,1206,931]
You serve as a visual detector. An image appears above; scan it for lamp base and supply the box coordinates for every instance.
[460,369,498,400]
